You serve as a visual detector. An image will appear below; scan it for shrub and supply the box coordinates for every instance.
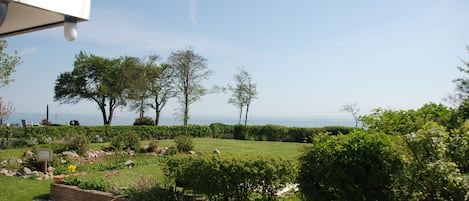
[133,117,155,126]
[298,131,403,201]
[125,176,178,201]
[173,135,193,153]
[110,131,141,152]
[396,123,469,200]
[167,154,298,200]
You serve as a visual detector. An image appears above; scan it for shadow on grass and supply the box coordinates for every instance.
[33,193,49,201]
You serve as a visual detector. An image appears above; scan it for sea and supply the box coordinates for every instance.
[5,112,356,128]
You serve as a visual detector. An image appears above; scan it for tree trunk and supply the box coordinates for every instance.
[238,104,243,124]
[244,104,250,125]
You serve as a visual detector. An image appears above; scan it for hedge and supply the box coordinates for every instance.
[166,154,298,200]
[0,124,355,146]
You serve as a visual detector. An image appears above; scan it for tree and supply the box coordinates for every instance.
[228,68,258,125]
[0,40,21,88]
[148,63,177,125]
[54,52,131,125]
[124,56,153,119]
[167,48,212,126]
[341,102,360,128]
[449,45,469,106]
[0,97,14,125]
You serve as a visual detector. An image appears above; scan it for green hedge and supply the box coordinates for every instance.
[233,125,355,142]
[166,154,298,200]
[0,124,355,145]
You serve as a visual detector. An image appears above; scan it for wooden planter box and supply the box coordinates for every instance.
[50,183,128,201]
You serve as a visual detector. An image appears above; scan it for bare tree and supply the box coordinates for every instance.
[167,48,213,126]
[228,68,257,125]
[0,97,14,125]
[341,102,360,128]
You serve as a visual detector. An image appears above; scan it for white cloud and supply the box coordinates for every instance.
[18,46,39,56]
[77,8,255,59]
[189,0,198,26]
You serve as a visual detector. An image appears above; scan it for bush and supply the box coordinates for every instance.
[125,176,179,201]
[298,131,403,201]
[167,154,298,200]
[110,131,141,152]
[174,135,193,153]
[396,123,469,200]
[133,117,155,126]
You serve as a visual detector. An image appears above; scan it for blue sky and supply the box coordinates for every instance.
[2,0,469,123]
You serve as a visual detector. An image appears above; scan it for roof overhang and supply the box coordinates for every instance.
[0,0,90,41]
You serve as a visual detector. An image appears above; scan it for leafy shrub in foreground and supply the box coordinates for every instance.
[167,154,297,201]
[298,131,403,201]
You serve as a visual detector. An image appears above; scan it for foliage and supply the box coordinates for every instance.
[167,154,298,201]
[233,124,354,142]
[0,40,21,88]
[228,68,258,125]
[133,116,155,126]
[450,46,469,105]
[360,103,457,134]
[54,52,133,125]
[173,135,193,153]
[148,63,178,126]
[395,123,469,200]
[110,131,141,152]
[209,122,235,138]
[167,48,213,125]
[50,135,89,155]
[298,131,403,201]
[0,97,14,125]
[125,176,179,201]
[62,176,111,192]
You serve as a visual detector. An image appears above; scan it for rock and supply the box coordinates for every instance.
[188,151,196,155]
[23,167,33,175]
[0,168,8,175]
[158,148,166,155]
[1,160,7,167]
[48,166,55,174]
[124,160,135,168]
[61,151,79,158]
[24,151,35,158]
[213,149,221,154]
[43,174,50,180]
[85,151,97,159]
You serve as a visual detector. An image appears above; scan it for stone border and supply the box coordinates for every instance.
[50,183,128,201]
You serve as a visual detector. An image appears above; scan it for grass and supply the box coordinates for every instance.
[0,175,51,201]
[149,138,307,158]
[0,138,306,200]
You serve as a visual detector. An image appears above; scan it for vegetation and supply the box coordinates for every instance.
[167,154,297,200]
[167,48,213,126]
[298,132,403,201]
[54,52,132,125]
[228,68,258,125]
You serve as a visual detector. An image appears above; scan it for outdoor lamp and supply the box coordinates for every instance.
[64,15,77,41]
[0,1,7,26]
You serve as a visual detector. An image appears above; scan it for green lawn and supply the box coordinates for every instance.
[0,175,51,201]
[0,138,306,200]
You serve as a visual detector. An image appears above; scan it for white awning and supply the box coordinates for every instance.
[0,0,90,41]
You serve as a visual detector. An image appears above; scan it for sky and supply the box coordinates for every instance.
[2,0,469,124]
